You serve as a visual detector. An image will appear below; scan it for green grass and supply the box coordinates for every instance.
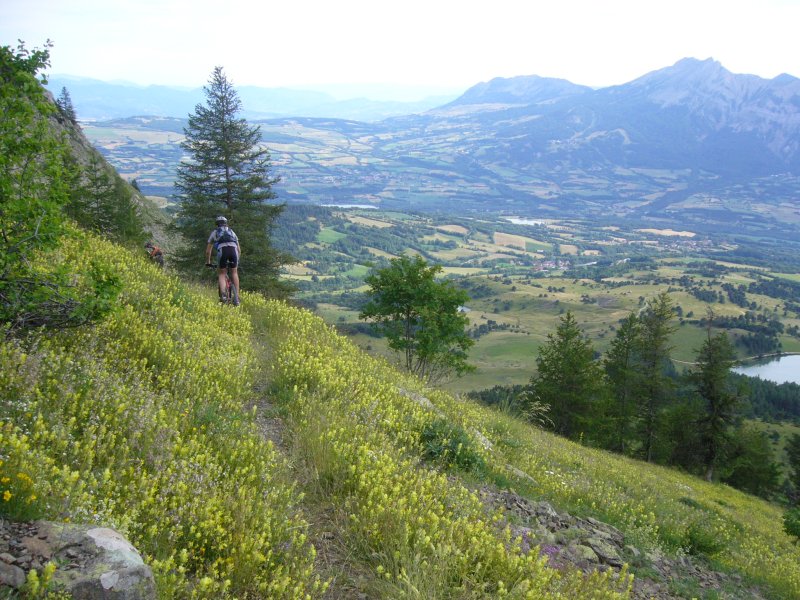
[13,225,796,598]
[316,228,347,243]
[750,420,800,477]
[525,240,551,252]
[341,263,370,278]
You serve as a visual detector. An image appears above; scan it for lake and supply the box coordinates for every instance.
[505,217,547,226]
[321,203,377,209]
[732,354,800,385]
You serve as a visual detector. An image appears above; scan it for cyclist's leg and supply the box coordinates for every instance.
[217,265,229,301]
[229,267,240,305]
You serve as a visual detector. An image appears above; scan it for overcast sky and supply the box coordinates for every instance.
[3,0,799,99]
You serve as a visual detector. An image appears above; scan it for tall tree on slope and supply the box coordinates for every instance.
[635,292,677,462]
[691,314,741,481]
[530,310,604,439]
[360,255,474,383]
[172,66,292,296]
[603,313,640,454]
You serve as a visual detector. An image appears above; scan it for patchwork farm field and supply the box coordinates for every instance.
[274,206,800,396]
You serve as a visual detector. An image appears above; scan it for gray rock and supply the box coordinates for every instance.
[624,544,641,559]
[0,560,26,589]
[586,536,624,567]
[574,544,599,563]
[40,523,156,600]
[534,501,560,520]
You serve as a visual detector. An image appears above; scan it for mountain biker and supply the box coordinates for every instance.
[205,216,241,306]
[144,241,164,267]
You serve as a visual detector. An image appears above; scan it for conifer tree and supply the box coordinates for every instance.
[691,318,740,481]
[722,424,780,498]
[55,86,77,124]
[63,154,145,243]
[786,433,800,497]
[172,66,292,296]
[635,292,677,462]
[530,311,604,439]
[603,313,640,454]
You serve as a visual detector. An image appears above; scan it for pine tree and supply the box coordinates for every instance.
[603,313,639,454]
[55,86,77,124]
[172,66,292,296]
[786,433,800,497]
[692,318,740,481]
[721,424,780,499]
[530,311,604,439]
[635,292,677,462]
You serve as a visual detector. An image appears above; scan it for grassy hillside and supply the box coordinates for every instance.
[2,236,799,598]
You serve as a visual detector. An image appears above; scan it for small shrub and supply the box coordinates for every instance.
[784,507,800,542]
[678,496,704,510]
[683,521,725,556]
[419,418,485,473]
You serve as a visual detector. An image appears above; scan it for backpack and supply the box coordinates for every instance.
[215,227,236,246]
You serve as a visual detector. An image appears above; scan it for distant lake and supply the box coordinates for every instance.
[732,355,800,385]
[506,217,546,226]
[321,203,377,209]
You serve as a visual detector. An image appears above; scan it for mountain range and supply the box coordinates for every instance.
[45,76,460,121]
[81,58,800,237]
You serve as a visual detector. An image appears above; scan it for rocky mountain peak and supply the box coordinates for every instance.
[447,74,591,108]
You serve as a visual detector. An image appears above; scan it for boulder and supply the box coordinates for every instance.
[0,560,26,589]
[573,544,599,563]
[586,536,624,567]
[0,520,156,600]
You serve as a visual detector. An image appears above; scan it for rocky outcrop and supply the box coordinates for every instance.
[481,489,767,600]
[0,519,155,599]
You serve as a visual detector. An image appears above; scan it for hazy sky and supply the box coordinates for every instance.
[3,0,799,98]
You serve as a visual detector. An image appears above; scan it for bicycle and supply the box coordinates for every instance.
[207,263,239,306]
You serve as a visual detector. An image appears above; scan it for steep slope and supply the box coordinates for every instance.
[258,295,800,598]
[3,235,799,598]
[44,87,169,247]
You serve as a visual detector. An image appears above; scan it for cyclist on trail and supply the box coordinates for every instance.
[144,241,164,267]
[205,216,241,306]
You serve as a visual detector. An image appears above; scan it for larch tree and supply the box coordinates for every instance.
[635,292,677,462]
[530,310,604,439]
[691,315,741,481]
[603,313,640,454]
[172,66,292,296]
[55,86,77,124]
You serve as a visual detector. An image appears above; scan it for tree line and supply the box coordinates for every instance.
[1,41,147,334]
[496,292,797,501]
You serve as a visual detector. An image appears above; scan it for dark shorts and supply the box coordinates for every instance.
[218,246,238,269]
